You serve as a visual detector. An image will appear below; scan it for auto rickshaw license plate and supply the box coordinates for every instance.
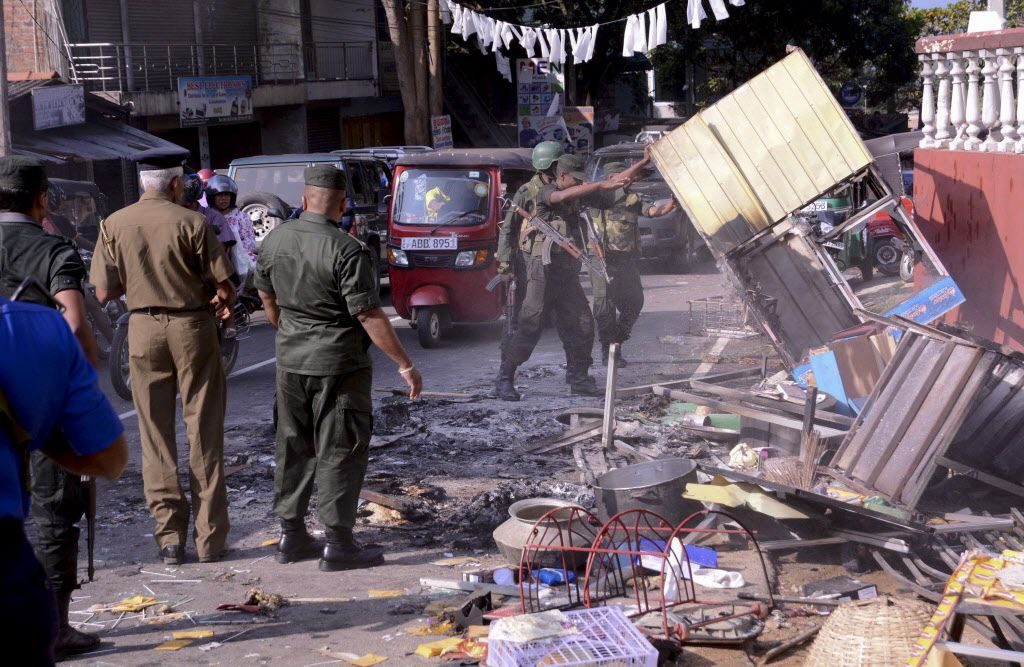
[401,236,459,251]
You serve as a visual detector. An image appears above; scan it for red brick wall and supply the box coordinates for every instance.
[913,148,1024,351]
[5,1,48,73]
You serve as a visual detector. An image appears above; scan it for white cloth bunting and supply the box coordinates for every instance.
[495,50,512,82]
[687,0,708,29]
[622,14,637,56]
[708,0,730,20]
[648,4,667,48]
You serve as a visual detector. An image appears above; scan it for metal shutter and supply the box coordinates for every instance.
[199,0,257,45]
[306,106,341,153]
[84,0,121,42]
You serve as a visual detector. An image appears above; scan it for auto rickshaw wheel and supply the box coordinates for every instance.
[416,308,442,348]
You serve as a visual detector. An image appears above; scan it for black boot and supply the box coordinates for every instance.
[55,590,100,660]
[276,521,323,564]
[567,366,602,396]
[494,358,521,402]
[320,528,385,572]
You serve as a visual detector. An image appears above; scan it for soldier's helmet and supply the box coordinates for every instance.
[531,141,564,171]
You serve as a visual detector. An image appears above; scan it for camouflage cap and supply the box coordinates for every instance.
[304,165,347,191]
[0,156,48,193]
[555,154,587,181]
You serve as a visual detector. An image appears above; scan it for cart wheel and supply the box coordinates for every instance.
[416,308,442,348]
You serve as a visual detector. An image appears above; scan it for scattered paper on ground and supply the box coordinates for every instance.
[91,595,160,613]
[414,637,464,658]
[465,625,490,639]
[368,589,406,598]
[489,609,577,643]
[409,621,456,636]
[260,537,281,547]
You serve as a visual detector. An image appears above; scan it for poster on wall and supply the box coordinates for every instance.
[431,114,454,149]
[516,58,565,149]
[177,76,254,128]
[563,106,594,157]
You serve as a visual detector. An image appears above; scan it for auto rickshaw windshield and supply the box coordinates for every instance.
[393,168,491,227]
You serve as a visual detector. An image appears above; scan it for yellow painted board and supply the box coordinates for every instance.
[701,98,791,222]
[684,119,773,234]
[465,625,490,639]
[344,654,388,667]
[780,53,872,174]
[414,637,463,658]
[155,639,192,651]
[368,590,405,598]
[172,629,214,640]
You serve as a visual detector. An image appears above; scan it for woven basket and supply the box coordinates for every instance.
[804,595,932,666]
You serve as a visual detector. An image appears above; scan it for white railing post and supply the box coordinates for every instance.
[949,52,968,150]
[920,54,937,148]
[1016,47,1024,153]
[965,51,984,150]
[982,49,1002,151]
[998,47,1018,151]
[934,53,953,147]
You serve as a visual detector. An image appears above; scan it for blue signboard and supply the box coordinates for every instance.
[839,81,863,107]
[177,75,254,128]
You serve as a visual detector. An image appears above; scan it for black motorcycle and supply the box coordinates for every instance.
[108,297,255,401]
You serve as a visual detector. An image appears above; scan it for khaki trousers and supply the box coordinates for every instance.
[128,311,229,558]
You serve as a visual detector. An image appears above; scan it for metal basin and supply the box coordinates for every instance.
[593,458,701,526]
[492,498,590,567]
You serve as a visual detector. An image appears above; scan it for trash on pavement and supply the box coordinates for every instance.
[154,638,192,651]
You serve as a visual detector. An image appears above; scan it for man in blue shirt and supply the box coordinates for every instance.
[0,296,127,664]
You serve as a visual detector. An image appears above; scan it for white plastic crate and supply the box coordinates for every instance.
[488,606,657,667]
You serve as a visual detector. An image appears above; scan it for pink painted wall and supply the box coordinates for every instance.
[913,148,1024,351]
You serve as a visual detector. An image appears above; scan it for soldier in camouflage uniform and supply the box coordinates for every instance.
[494,142,563,401]
[589,151,675,365]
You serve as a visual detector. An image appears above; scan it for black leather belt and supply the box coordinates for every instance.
[131,306,207,316]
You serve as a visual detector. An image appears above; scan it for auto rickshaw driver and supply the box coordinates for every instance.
[425,186,451,225]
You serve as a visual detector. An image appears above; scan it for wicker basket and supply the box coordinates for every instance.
[804,596,932,666]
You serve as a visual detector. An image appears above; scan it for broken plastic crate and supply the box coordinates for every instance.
[488,606,657,667]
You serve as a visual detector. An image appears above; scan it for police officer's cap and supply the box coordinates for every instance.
[0,156,48,193]
[137,154,187,173]
[305,165,347,191]
[555,154,587,181]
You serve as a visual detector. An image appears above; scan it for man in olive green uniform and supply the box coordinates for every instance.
[0,157,104,658]
[494,141,563,400]
[255,166,422,571]
[497,154,628,399]
[589,155,662,365]
[91,159,236,566]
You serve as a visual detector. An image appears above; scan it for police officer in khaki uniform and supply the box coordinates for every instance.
[255,166,422,571]
[589,152,665,365]
[91,158,236,566]
[0,157,106,658]
[497,154,630,399]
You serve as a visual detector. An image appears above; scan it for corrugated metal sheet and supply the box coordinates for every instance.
[651,49,873,256]
[833,329,1020,510]
[13,117,188,164]
[85,0,122,42]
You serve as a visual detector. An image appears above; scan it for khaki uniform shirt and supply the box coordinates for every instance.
[0,213,86,305]
[496,173,545,263]
[90,191,233,310]
[254,211,380,380]
[591,188,642,253]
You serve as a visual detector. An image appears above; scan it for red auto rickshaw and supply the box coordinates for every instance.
[387,149,534,347]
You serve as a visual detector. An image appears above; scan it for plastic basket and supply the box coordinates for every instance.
[687,297,759,338]
[488,606,658,667]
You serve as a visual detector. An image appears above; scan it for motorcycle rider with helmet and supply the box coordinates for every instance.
[206,175,258,285]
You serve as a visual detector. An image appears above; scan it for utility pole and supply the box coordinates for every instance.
[0,0,11,156]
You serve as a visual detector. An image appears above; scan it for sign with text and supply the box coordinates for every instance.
[431,114,453,149]
[177,76,254,128]
[516,58,565,149]
[32,85,85,131]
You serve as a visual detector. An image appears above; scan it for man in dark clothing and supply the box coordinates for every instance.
[0,156,107,659]
[496,154,627,399]
[255,165,422,571]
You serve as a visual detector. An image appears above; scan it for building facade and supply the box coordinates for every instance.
[6,0,403,169]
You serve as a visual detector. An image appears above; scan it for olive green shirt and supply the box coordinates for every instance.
[0,213,86,305]
[532,183,612,260]
[254,211,380,377]
[90,191,234,310]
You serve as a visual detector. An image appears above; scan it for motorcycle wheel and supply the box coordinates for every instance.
[88,311,113,360]
[109,321,133,401]
[873,238,901,276]
[900,250,916,283]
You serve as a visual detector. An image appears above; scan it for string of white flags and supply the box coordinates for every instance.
[440,0,748,66]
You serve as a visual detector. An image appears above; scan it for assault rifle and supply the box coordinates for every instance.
[503,200,610,282]
[486,272,517,342]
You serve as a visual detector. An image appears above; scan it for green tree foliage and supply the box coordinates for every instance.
[909,0,1024,36]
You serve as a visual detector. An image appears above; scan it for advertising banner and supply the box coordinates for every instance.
[431,114,454,149]
[516,58,565,149]
[178,76,254,128]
